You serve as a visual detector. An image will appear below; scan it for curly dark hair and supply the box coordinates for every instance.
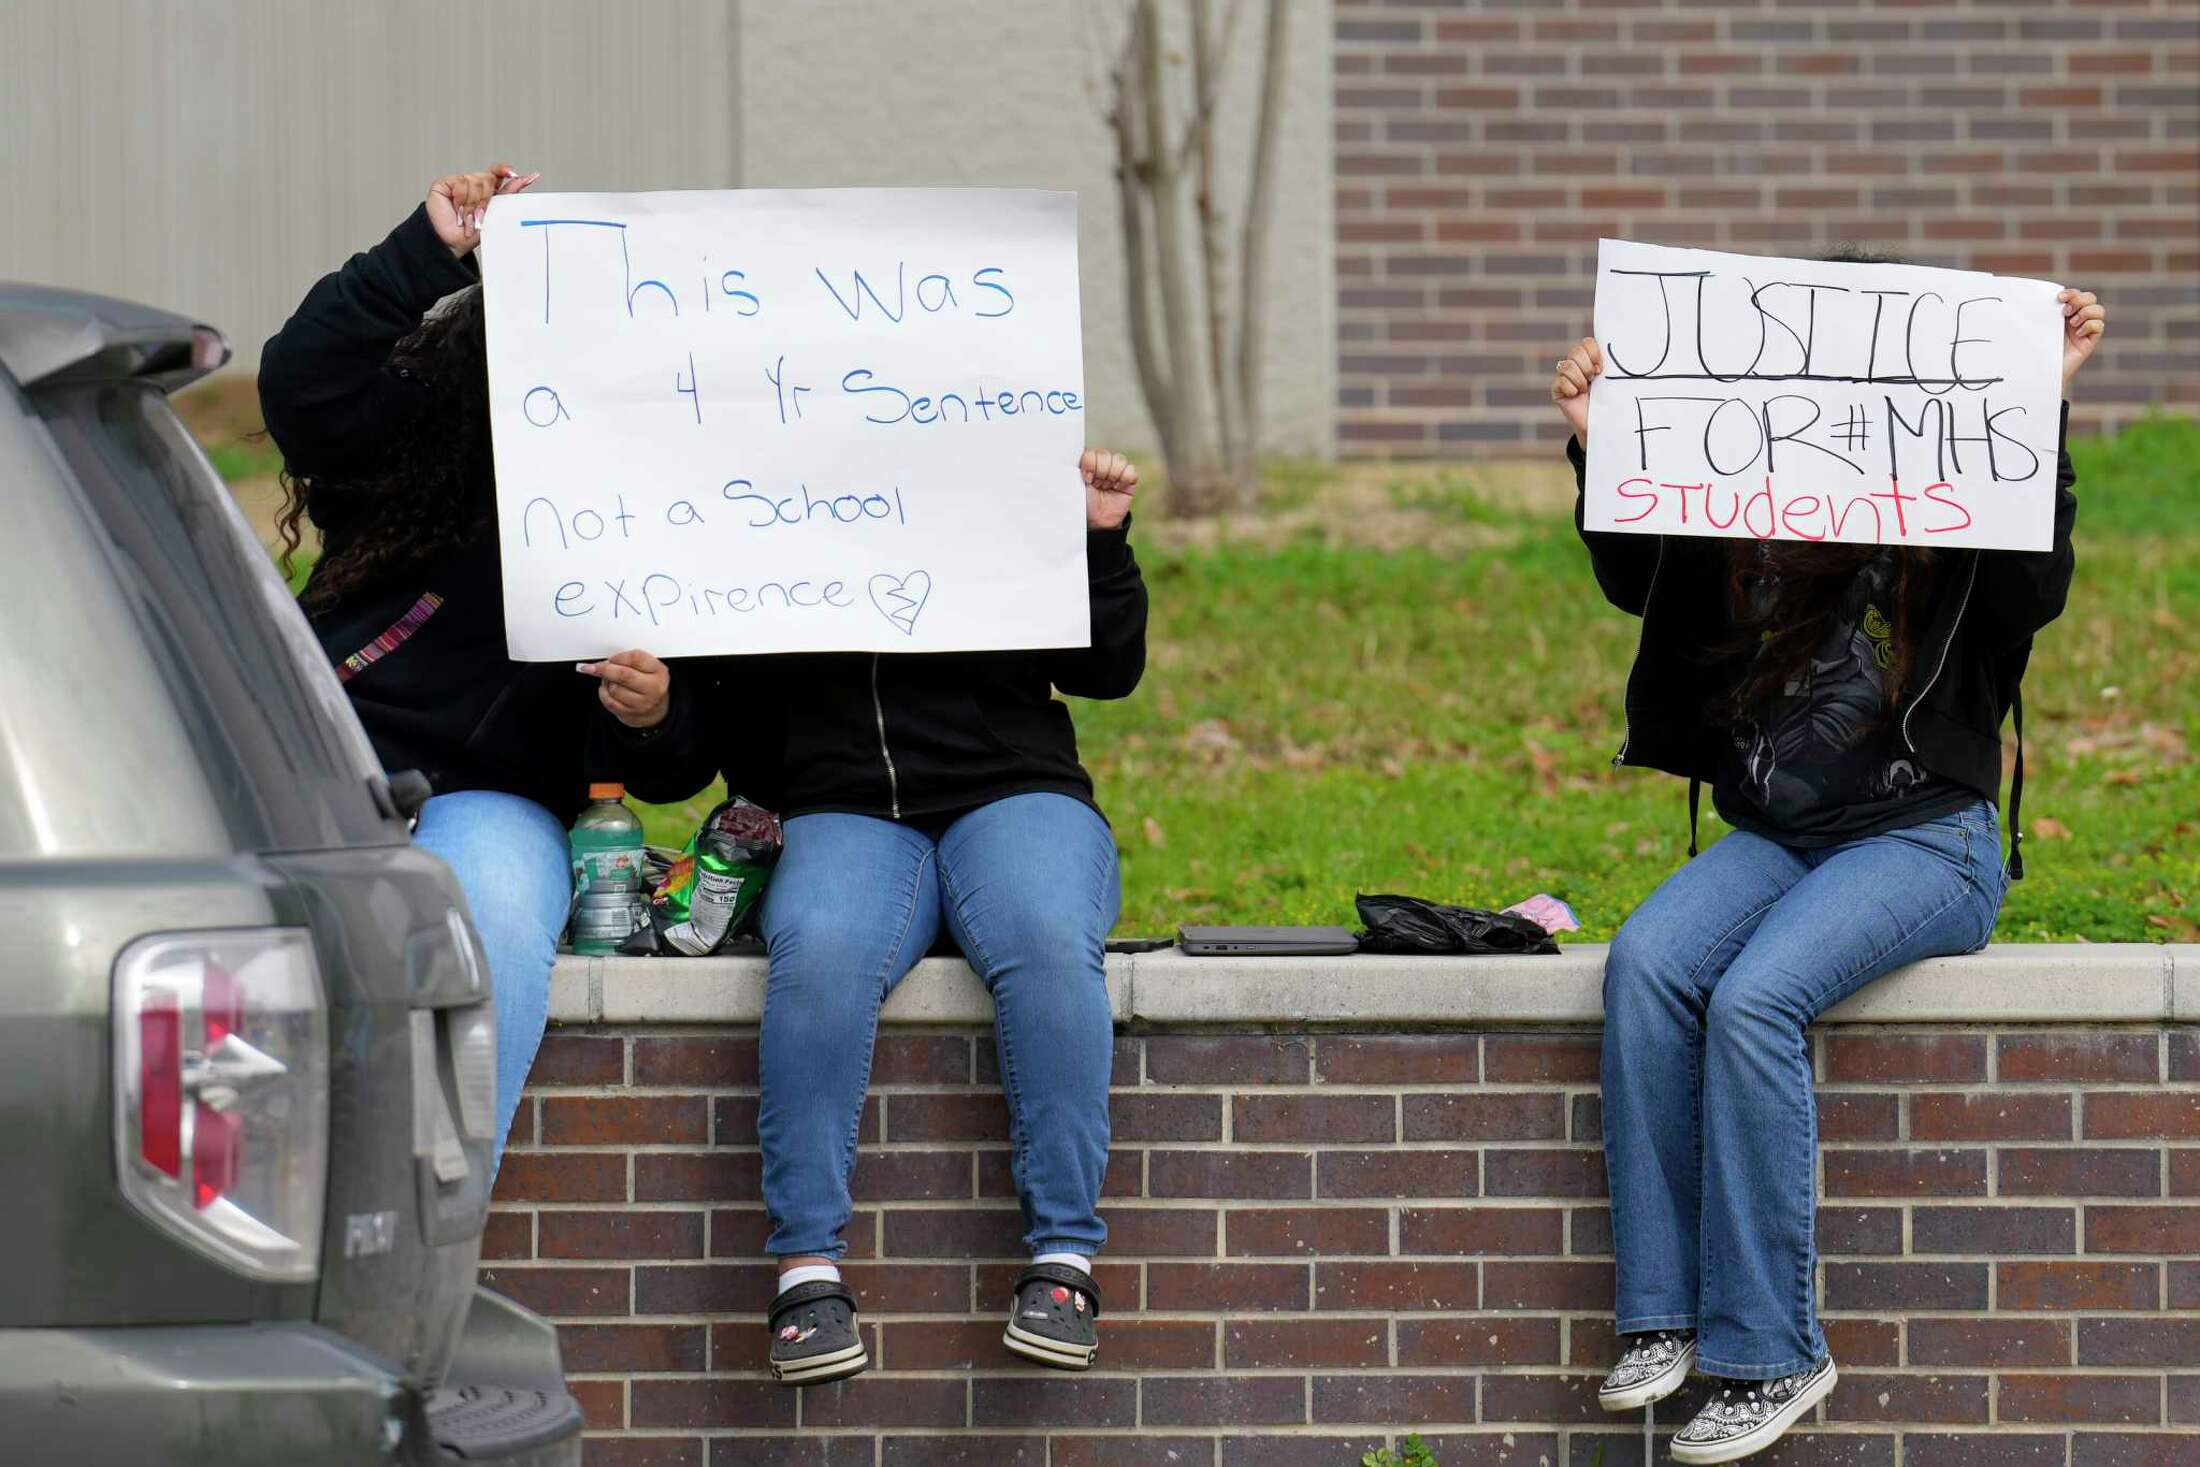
[276,284,495,608]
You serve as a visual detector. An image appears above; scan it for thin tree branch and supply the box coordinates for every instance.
[1190,0,1239,478]
[1137,0,1216,501]
[1111,58,1178,468]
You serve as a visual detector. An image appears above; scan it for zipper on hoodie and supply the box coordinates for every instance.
[1898,551,1978,756]
[1611,539,1669,770]
[870,653,902,819]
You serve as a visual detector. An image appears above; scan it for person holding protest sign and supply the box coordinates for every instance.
[1549,272,2104,1463]
[259,166,684,1167]
[624,449,1144,1385]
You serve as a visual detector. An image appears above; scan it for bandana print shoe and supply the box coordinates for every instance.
[1598,1328,1696,1411]
[1670,1357,1838,1464]
[1002,1262,1100,1371]
[766,1279,868,1386]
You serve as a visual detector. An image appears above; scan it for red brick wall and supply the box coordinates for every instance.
[486,1023,2200,1466]
[1332,0,2200,457]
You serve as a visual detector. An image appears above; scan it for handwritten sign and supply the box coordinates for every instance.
[477,189,1089,660]
[1582,240,2064,552]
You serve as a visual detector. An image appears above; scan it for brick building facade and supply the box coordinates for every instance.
[485,952,2200,1466]
[1332,0,2199,456]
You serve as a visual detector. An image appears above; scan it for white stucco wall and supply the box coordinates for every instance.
[0,0,739,361]
[0,0,1333,458]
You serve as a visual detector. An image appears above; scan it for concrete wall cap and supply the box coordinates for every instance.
[551,943,2199,1027]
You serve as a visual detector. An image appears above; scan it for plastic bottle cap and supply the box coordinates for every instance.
[588,782,626,800]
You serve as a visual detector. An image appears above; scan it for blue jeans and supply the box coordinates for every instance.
[1601,800,2006,1380]
[756,792,1119,1261]
[413,790,571,1169]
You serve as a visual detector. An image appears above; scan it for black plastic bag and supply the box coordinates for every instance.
[1354,892,1560,956]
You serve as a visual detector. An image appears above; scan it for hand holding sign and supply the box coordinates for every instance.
[1080,448,1139,531]
[1551,336,1603,439]
[430,165,540,257]
[578,649,671,729]
[1577,241,2074,552]
[2059,289,2106,386]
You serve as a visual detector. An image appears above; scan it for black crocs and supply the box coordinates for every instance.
[767,1279,868,1386]
[1002,1262,1100,1370]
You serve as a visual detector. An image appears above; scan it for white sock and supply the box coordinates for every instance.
[1032,1251,1093,1278]
[777,1262,842,1292]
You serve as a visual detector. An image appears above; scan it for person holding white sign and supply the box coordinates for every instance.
[1548,256,2104,1464]
[623,450,1146,1384]
[259,166,690,1167]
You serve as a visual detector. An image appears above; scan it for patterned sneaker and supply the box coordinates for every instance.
[1670,1357,1838,1464]
[1597,1328,1696,1411]
[1001,1262,1100,1370]
[766,1279,868,1386]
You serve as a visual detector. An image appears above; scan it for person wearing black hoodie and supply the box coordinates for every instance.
[1551,281,2106,1465]
[259,165,677,1166]
[625,449,1147,1385]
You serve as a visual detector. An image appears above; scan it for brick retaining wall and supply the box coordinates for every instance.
[484,956,2200,1466]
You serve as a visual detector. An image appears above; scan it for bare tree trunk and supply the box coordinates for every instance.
[1110,47,1179,476]
[1103,0,1288,519]
[1134,0,1225,515]
[1189,0,1240,487]
[1231,0,1290,506]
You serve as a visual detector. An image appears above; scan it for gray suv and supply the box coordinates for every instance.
[0,284,583,1464]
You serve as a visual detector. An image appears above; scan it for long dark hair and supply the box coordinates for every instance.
[1722,541,1934,713]
[1718,242,1934,717]
[276,285,495,608]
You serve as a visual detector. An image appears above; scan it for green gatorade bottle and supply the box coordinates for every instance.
[569,782,646,955]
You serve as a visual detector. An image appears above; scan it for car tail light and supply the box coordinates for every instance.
[139,989,183,1177]
[113,930,328,1281]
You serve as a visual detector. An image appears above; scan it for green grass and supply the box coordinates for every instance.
[1073,416,2200,942]
[206,413,2200,944]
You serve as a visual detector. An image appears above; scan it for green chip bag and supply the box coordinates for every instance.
[648,797,785,956]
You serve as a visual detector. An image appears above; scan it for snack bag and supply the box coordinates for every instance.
[647,797,784,956]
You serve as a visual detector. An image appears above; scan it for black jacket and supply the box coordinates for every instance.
[626,527,1148,822]
[260,205,644,823]
[1568,407,2077,875]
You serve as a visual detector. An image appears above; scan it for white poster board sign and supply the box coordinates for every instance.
[477,189,1088,659]
[1582,240,2064,551]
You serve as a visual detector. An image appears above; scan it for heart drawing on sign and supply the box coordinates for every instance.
[867,570,932,636]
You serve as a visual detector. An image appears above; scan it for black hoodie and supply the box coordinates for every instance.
[623,529,1148,823]
[259,205,648,822]
[1567,408,2077,876]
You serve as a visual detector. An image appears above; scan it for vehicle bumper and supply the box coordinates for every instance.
[1,1322,411,1464]
[0,1315,578,1466]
